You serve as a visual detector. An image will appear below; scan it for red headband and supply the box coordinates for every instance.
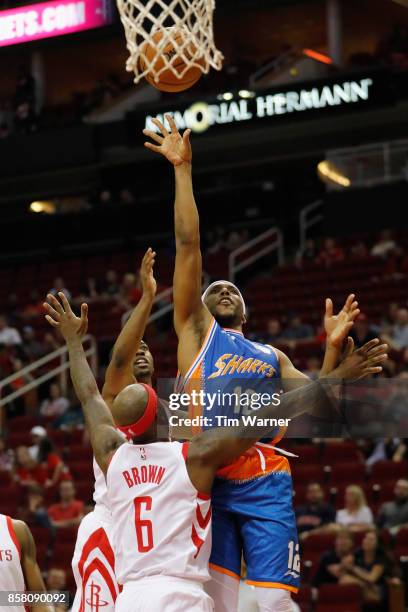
[116,384,158,440]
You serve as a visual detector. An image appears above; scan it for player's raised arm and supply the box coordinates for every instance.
[13,520,54,612]
[44,293,124,474]
[102,248,157,408]
[143,115,211,342]
[186,338,388,494]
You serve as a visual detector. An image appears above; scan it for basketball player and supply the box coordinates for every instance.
[143,116,389,611]
[43,291,382,612]
[70,248,159,612]
[0,514,54,612]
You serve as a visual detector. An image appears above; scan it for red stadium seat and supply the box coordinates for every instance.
[370,460,408,483]
[322,442,361,464]
[55,525,79,543]
[68,461,94,481]
[316,584,362,612]
[291,465,326,487]
[29,527,52,548]
[329,462,366,486]
[293,586,312,612]
[0,471,11,485]
[68,444,93,462]
[302,533,336,559]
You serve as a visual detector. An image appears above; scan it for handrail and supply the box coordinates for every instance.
[0,335,97,409]
[299,200,324,252]
[229,227,284,285]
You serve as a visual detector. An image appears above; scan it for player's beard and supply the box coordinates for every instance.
[214,311,242,329]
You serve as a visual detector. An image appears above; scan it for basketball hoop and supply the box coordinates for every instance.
[116,0,224,84]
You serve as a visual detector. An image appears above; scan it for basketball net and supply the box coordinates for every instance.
[116,0,224,83]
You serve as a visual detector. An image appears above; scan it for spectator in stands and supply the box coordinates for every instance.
[25,484,53,531]
[371,229,397,258]
[40,382,70,419]
[382,307,408,350]
[13,445,48,487]
[295,482,336,540]
[312,528,354,587]
[381,302,399,336]
[49,278,71,301]
[349,313,378,348]
[42,332,61,353]
[22,326,46,362]
[282,315,314,343]
[48,481,84,528]
[121,272,142,306]
[377,479,408,535]
[315,238,344,267]
[102,269,120,298]
[295,238,317,266]
[28,426,47,460]
[0,314,22,346]
[304,356,321,379]
[265,318,284,344]
[338,529,388,605]
[77,277,99,302]
[6,358,33,417]
[350,240,368,258]
[0,436,14,474]
[38,438,70,488]
[206,225,226,254]
[336,485,374,531]
[47,567,72,610]
[21,290,44,320]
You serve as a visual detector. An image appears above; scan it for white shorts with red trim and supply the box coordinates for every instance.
[71,506,120,612]
[115,576,214,612]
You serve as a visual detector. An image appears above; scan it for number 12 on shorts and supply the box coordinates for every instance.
[134,496,154,552]
[287,541,300,575]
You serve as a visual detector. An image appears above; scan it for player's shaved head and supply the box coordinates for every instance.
[112,384,150,427]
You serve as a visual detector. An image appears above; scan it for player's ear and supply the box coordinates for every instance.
[242,313,247,325]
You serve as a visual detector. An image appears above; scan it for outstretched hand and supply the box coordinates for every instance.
[325,294,360,348]
[333,338,388,380]
[143,114,192,166]
[44,293,88,342]
[140,247,157,298]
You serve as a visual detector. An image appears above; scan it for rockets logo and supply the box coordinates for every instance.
[85,582,108,610]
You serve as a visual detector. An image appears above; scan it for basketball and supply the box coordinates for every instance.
[139,29,204,93]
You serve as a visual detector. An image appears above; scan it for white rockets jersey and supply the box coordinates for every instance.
[0,514,25,612]
[93,457,110,512]
[106,441,212,586]
[93,429,127,512]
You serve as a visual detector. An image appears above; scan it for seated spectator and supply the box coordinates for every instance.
[304,356,321,379]
[25,484,53,531]
[382,307,408,350]
[119,188,135,205]
[42,332,62,353]
[312,528,354,587]
[377,479,408,535]
[37,438,70,488]
[371,229,397,258]
[22,326,46,361]
[296,482,336,540]
[338,529,388,605]
[40,382,70,419]
[76,277,99,302]
[0,314,22,346]
[265,318,284,344]
[48,481,84,528]
[0,436,14,474]
[350,240,368,258]
[380,302,399,336]
[316,238,344,267]
[295,238,317,266]
[101,270,120,298]
[21,290,44,320]
[336,485,374,531]
[282,315,314,343]
[46,567,72,611]
[349,314,378,348]
[121,272,142,306]
[49,277,71,301]
[13,446,48,487]
[28,426,47,460]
